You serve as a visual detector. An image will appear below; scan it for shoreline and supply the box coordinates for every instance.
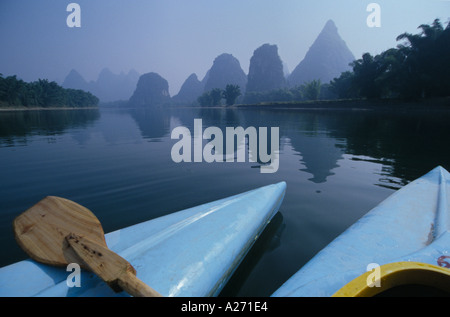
[232,97,450,111]
[0,106,99,112]
[3,97,449,112]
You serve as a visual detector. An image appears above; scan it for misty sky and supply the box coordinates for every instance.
[0,0,449,95]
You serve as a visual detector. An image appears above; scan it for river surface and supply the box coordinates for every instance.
[1,106,450,296]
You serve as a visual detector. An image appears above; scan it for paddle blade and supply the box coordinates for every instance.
[13,196,107,267]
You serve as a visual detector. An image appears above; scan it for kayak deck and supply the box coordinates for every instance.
[0,182,286,297]
[273,166,450,297]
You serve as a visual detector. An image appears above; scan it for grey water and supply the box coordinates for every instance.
[1,106,450,296]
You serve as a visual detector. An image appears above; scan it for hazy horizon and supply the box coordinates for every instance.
[1,0,449,96]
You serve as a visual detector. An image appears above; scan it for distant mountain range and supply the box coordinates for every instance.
[63,19,355,106]
[170,19,355,106]
[62,68,140,103]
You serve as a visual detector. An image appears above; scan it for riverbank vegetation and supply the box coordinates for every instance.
[198,84,242,106]
[242,79,330,105]
[242,19,450,106]
[331,19,450,100]
[0,75,99,109]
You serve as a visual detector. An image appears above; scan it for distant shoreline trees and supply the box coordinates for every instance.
[242,79,328,104]
[331,19,450,100]
[223,84,241,106]
[198,84,241,106]
[0,75,99,108]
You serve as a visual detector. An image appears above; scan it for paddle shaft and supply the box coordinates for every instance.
[66,233,162,297]
[117,272,162,297]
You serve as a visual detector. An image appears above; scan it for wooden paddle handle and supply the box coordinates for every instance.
[66,233,162,297]
[117,272,162,297]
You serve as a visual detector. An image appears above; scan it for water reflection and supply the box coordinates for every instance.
[226,108,450,188]
[0,109,100,147]
[2,107,450,189]
[323,109,450,187]
[128,108,172,141]
[121,106,450,188]
[209,109,349,183]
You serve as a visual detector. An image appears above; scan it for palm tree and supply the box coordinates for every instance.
[396,19,450,98]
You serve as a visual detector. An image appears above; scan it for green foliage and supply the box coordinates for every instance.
[244,88,295,104]
[331,19,450,100]
[198,90,215,106]
[330,71,357,99]
[198,85,242,106]
[197,91,213,106]
[301,80,322,100]
[197,88,223,106]
[0,74,99,108]
[222,84,241,106]
[210,88,223,106]
[243,80,326,104]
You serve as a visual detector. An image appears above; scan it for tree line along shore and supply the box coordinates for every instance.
[0,75,99,110]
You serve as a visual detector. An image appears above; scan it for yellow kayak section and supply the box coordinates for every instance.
[333,261,450,297]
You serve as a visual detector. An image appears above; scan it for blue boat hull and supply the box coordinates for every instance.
[0,182,286,297]
[273,166,450,297]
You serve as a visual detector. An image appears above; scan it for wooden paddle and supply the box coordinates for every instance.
[13,196,162,297]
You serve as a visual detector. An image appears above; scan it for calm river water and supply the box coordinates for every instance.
[1,106,450,296]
